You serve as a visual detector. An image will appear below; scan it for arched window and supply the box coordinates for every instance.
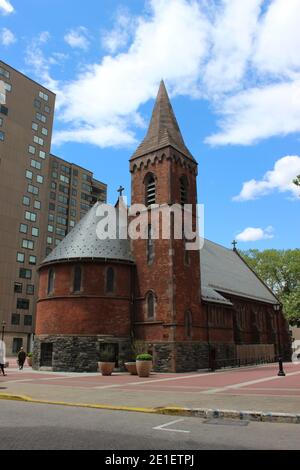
[145,173,156,206]
[106,267,114,293]
[147,224,154,264]
[47,268,55,295]
[147,292,155,319]
[184,310,192,338]
[180,176,188,205]
[73,265,82,292]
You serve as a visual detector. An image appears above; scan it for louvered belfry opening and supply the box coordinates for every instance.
[180,176,188,205]
[146,174,156,206]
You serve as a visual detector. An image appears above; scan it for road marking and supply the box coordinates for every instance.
[201,370,300,394]
[153,418,190,433]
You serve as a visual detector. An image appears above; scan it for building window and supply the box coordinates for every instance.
[25,170,33,180]
[33,135,44,146]
[73,265,82,292]
[14,283,23,293]
[57,205,68,215]
[184,311,192,338]
[0,130,4,141]
[56,227,66,237]
[36,112,46,123]
[147,225,154,264]
[11,313,20,325]
[12,338,23,354]
[19,268,32,279]
[147,292,155,319]
[36,175,44,184]
[145,173,156,206]
[24,315,32,326]
[32,122,38,131]
[34,200,41,210]
[0,117,3,126]
[0,66,10,79]
[47,268,55,295]
[0,105,8,116]
[28,184,39,195]
[39,150,46,159]
[39,91,49,102]
[106,267,114,293]
[31,227,39,237]
[29,255,36,265]
[16,252,25,263]
[34,99,41,109]
[26,285,34,295]
[19,223,28,234]
[180,176,188,205]
[25,211,37,222]
[48,225,54,233]
[22,239,34,250]
[28,145,36,155]
[22,196,30,206]
[17,298,29,310]
[44,105,50,114]
[31,159,41,170]
[41,127,48,136]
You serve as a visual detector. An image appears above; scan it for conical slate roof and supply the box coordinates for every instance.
[42,201,134,264]
[131,81,195,161]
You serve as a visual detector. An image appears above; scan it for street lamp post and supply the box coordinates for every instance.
[1,321,6,341]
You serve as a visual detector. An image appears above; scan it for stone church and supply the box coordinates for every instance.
[33,82,290,372]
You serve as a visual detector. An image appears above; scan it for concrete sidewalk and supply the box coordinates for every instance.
[1,363,300,424]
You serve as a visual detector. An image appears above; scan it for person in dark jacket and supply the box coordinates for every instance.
[17,347,27,370]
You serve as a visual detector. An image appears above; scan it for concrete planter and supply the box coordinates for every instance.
[136,360,152,377]
[125,362,137,375]
[98,362,115,376]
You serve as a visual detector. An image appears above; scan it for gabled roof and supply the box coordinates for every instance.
[42,202,134,264]
[131,80,195,161]
[200,239,278,305]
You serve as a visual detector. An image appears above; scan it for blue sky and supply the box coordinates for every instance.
[1,0,299,250]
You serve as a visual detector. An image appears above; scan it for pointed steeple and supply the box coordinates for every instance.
[131,81,195,161]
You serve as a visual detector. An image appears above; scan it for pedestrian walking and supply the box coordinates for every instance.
[17,347,27,370]
[0,340,7,376]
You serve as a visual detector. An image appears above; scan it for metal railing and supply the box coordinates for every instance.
[210,355,276,371]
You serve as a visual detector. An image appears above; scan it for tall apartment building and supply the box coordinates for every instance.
[46,154,107,258]
[0,61,107,355]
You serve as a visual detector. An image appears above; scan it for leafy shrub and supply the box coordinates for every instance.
[27,352,33,357]
[136,353,152,361]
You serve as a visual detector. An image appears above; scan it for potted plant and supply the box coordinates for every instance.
[124,360,137,375]
[136,353,153,377]
[98,350,115,376]
[27,352,33,367]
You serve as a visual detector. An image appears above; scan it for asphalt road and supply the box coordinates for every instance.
[0,400,299,450]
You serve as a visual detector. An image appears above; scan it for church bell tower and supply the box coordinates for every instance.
[130,81,203,372]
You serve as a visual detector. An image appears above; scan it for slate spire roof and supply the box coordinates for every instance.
[42,201,134,264]
[131,80,195,161]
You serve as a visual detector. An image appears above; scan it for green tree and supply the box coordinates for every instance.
[240,249,300,324]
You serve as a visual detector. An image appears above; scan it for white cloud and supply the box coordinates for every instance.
[64,27,90,50]
[206,80,300,145]
[25,0,300,149]
[102,10,135,54]
[0,0,14,15]
[54,0,209,147]
[25,32,61,102]
[253,0,300,76]
[236,226,274,242]
[0,27,16,46]
[203,0,263,95]
[234,156,300,201]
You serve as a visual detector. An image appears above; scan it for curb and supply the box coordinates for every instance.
[1,393,300,424]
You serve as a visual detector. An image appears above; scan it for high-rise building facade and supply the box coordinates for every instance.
[46,154,107,258]
[0,61,107,354]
